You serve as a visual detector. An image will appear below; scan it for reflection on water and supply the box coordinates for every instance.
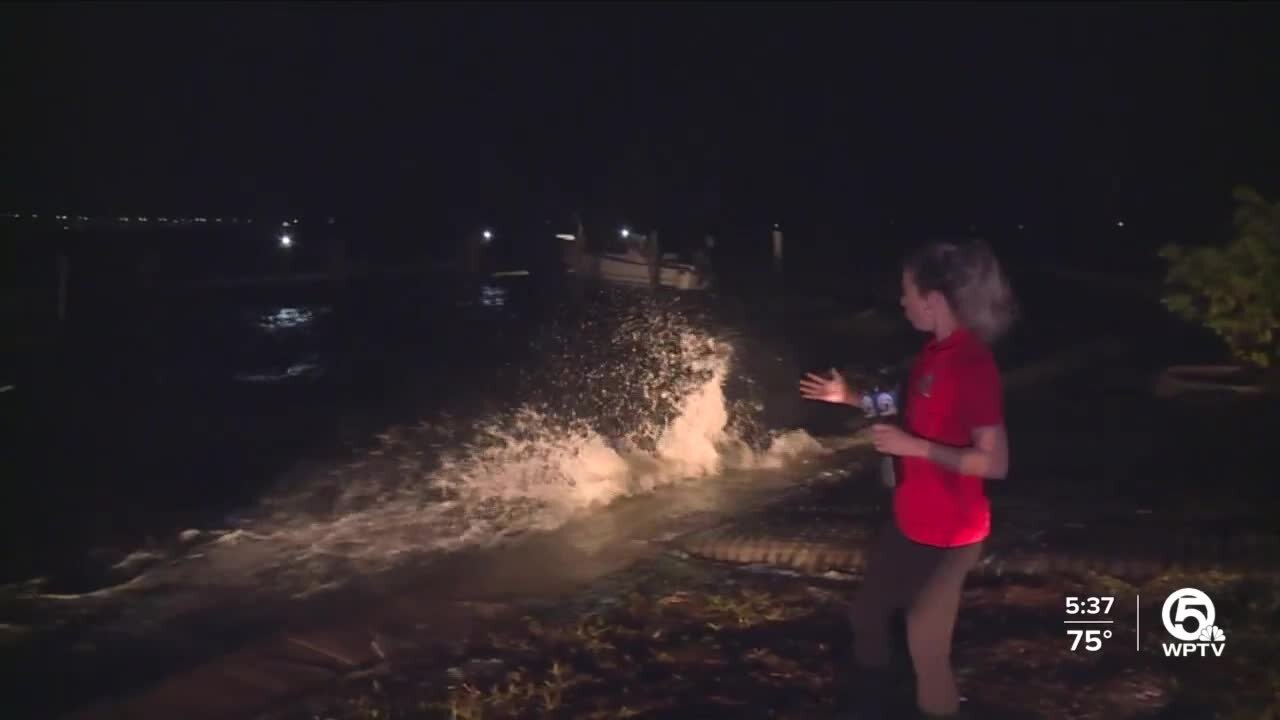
[229,287,509,385]
[234,305,334,383]
[253,306,328,333]
[233,356,327,384]
[454,282,512,309]
[480,284,508,308]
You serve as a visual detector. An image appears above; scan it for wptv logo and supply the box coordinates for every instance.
[1160,587,1227,658]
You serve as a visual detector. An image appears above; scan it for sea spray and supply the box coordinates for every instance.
[27,288,829,608]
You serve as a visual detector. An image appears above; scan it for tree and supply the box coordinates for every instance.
[1159,186,1280,368]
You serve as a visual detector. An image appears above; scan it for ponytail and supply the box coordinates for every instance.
[904,238,1018,343]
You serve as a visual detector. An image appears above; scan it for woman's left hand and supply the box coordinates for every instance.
[871,424,927,457]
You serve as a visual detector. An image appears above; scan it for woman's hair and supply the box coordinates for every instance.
[904,238,1018,343]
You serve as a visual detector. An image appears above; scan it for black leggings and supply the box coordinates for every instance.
[848,521,983,716]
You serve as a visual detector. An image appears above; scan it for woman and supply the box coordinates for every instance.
[799,239,1017,718]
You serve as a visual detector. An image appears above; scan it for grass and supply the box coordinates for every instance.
[254,552,1280,720]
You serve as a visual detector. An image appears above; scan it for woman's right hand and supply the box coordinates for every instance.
[799,368,857,406]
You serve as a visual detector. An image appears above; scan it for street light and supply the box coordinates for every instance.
[482,229,494,243]
[620,227,630,239]
[280,233,293,249]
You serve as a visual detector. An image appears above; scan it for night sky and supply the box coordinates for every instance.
[4,3,1278,253]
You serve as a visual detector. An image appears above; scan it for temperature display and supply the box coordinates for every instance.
[1065,596,1116,653]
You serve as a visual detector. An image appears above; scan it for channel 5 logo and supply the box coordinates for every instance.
[1161,587,1227,657]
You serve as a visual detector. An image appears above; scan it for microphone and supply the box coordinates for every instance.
[865,367,902,489]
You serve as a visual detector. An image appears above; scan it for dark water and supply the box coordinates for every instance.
[2,273,564,582]
[2,265,862,588]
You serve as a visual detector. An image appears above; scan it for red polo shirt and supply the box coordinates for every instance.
[893,327,1004,548]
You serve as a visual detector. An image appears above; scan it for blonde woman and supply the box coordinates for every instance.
[801,238,1017,718]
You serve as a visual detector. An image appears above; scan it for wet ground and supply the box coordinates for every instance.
[247,558,1279,720]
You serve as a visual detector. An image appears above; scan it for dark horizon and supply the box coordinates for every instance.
[4,3,1278,251]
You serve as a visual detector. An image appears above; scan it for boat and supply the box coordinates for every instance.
[562,233,710,291]
[586,248,707,290]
